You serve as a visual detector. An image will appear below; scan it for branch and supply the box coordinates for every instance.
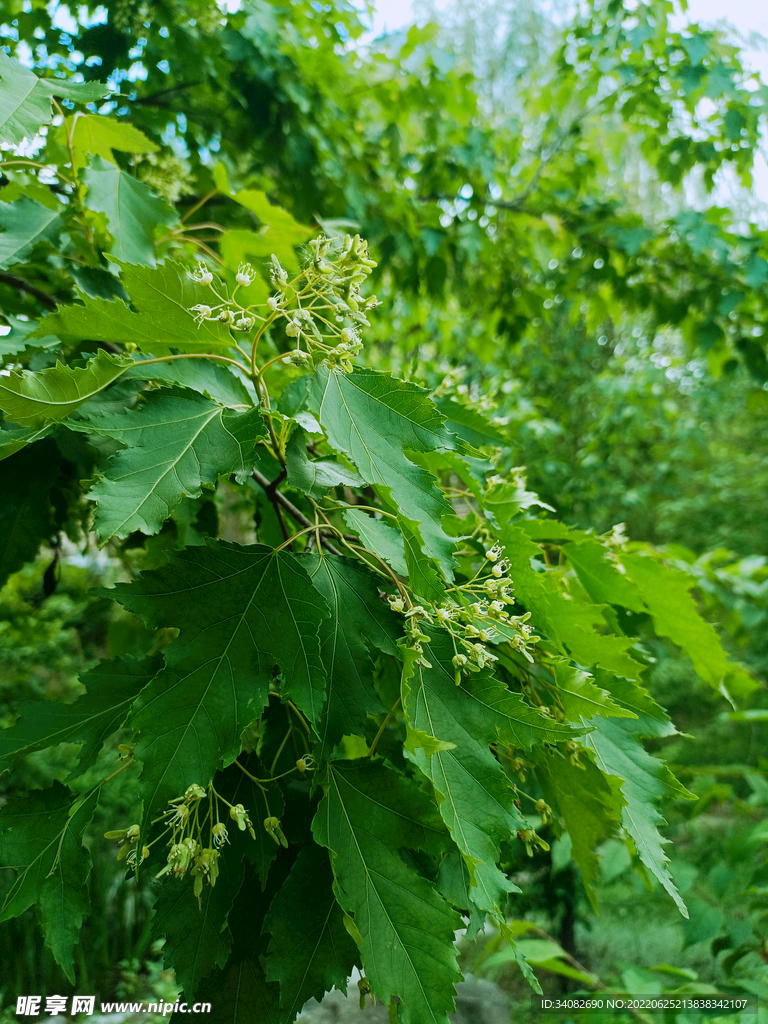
[0,273,59,308]
[251,468,342,555]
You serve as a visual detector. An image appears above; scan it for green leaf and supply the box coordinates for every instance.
[113,541,328,822]
[0,439,59,584]
[484,478,553,526]
[313,760,462,1024]
[401,631,526,915]
[0,423,53,462]
[551,660,636,723]
[0,656,160,779]
[83,155,176,266]
[0,783,99,982]
[285,428,363,498]
[533,746,625,909]
[264,843,358,1016]
[0,52,109,144]
[123,355,253,409]
[564,540,645,612]
[65,113,158,172]
[498,526,644,680]
[306,366,467,576]
[304,553,400,753]
[0,314,60,360]
[0,349,132,427]
[153,852,245,999]
[84,390,267,539]
[35,261,235,356]
[0,195,62,269]
[584,715,692,916]
[432,396,509,448]
[455,663,579,750]
[619,553,755,695]
[342,507,407,576]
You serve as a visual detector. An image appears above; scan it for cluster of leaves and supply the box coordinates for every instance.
[2,0,768,383]
[0,48,763,1022]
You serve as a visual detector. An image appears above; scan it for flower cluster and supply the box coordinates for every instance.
[388,542,539,682]
[185,233,379,375]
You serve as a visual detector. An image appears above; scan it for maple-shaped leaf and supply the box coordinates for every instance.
[401,635,527,915]
[59,113,158,172]
[0,784,99,982]
[584,714,693,917]
[533,746,625,910]
[304,553,400,754]
[83,390,267,539]
[0,195,62,269]
[0,655,159,779]
[34,260,234,356]
[264,843,358,1016]
[306,366,471,577]
[313,760,462,1024]
[619,553,757,697]
[498,526,644,680]
[83,155,176,266]
[0,51,109,145]
[113,541,328,822]
[0,349,132,427]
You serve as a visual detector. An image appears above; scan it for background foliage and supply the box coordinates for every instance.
[0,0,766,1021]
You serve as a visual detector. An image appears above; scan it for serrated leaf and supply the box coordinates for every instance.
[264,843,358,1015]
[35,261,235,356]
[533,746,625,910]
[342,506,407,576]
[0,439,58,584]
[619,553,754,695]
[124,355,253,408]
[285,428,362,498]
[0,195,62,269]
[113,541,328,822]
[432,396,509,448]
[484,479,553,526]
[498,526,644,680]
[551,660,636,723]
[401,632,526,915]
[0,784,98,982]
[304,553,400,754]
[306,366,467,577]
[0,656,160,779]
[0,51,109,145]
[83,155,176,266]
[564,540,645,612]
[313,760,462,1024]
[0,349,131,427]
[65,113,158,172]
[583,715,692,917]
[84,390,267,539]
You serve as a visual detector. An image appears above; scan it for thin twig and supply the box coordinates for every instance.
[251,468,342,555]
